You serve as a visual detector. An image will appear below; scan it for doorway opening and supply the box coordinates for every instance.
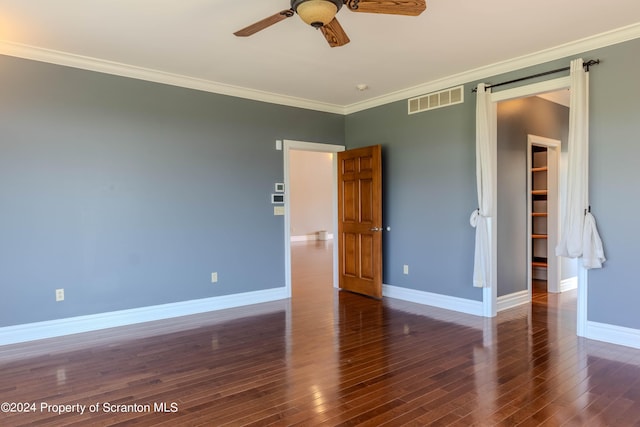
[494,85,578,313]
[283,140,345,298]
[528,135,561,298]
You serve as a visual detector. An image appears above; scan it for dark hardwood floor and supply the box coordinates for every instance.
[1,241,639,426]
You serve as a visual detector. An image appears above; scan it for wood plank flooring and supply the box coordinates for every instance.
[1,241,639,426]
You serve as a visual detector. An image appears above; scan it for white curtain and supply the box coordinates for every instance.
[556,58,606,269]
[470,83,494,287]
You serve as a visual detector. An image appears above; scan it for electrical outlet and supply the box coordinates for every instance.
[55,288,65,301]
[211,272,218,283]
[403,265,409,275]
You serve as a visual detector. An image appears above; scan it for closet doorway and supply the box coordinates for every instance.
[527,135,560,295]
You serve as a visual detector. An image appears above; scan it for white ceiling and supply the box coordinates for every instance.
[0,1,639,112]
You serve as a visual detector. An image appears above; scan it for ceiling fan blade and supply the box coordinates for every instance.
[234,9,294,37]
[320,18,350,47]
[344,0,426,16]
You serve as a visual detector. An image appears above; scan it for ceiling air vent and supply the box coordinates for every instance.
[408,85,464,115]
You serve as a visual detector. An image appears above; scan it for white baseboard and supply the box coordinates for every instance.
[382,284,484,317]
[586,321,640,350]
[382,284,640,351]
[497,290,530,312]
[560,276,578,292]
[0,287,288,346]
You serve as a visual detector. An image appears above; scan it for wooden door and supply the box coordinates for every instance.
[338,145,382,299]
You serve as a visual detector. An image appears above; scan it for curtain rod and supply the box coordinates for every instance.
[471,59,600,93]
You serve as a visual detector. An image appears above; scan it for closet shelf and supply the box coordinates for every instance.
[532,212,548,217]
[531,189,548,195]
[532,256,548,268]
[531,166,548,172]
[532,234,548,239]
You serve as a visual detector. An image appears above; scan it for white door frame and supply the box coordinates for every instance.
[283,140,345,298]
[485,76,588,336]
[527,135,561,295]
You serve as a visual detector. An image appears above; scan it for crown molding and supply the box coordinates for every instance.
[1,22,639,116]
[343,22,640,114]
[0,40,345,115]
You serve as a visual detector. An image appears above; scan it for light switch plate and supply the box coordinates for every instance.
[274,206,285,216]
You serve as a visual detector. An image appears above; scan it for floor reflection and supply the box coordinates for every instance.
[286,241,640,425]
[1,241,639,425]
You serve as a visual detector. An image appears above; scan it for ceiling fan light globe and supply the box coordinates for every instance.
[292,0,341,28]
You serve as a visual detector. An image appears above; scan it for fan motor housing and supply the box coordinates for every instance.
[291,0,344,10]
[291,0,344,28]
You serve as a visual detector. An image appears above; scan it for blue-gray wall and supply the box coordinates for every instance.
[497,96,569,297]
[587,39,640,329]
[345,98,479,301]
[346,37,640,329]
[0,55,344,327]
[2,36,640,332]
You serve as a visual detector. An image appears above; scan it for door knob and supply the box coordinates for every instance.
[370,227,382,232]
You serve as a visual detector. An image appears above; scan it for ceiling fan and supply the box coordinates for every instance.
[234,0,427,48]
